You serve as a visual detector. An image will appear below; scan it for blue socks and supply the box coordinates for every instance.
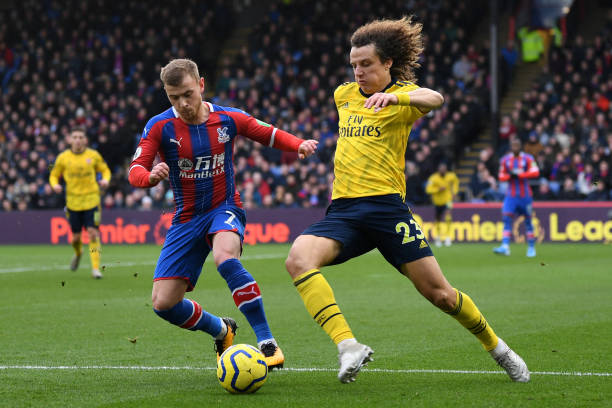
[218,258,273,343]
[502,215,512,245]
[154,299,223,337]
[525,216,535,247]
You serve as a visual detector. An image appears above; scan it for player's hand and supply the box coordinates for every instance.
[52,184,62,194]
[298,139,318,159]
[364,93,399,113]
[149,162,169,186]
[98,179,109,189]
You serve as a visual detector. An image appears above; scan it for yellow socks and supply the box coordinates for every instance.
[446,289,498,351]
[293,269,354,345]
[89,238,101,271]
[72,240,82,256]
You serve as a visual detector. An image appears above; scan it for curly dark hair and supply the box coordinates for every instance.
[350,16,423,83]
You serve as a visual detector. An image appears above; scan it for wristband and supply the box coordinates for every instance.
[396,93,411,106]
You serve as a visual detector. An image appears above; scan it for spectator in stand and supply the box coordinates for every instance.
[524,133,544,157]
[405,160,427,206]
[470,162,503,202]
[587,181,610,201]
[498,115,516,153]
[533,181,556,200]
[558,177,580,200]
[576,163,596,198]
[501,40,519,82]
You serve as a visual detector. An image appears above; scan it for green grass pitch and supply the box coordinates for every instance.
[1,243,611,407]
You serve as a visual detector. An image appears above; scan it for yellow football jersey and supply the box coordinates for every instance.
[332,80,425,200]
[49,148,111,211]
[425,171,459,206]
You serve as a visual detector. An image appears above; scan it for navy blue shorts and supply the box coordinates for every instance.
[66,205,100,233]
[301,194,433,270]
[434,204,449,220]
[154,204,246,291]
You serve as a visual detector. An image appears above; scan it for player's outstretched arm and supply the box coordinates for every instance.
[404,88,444,112]
[236,112,318,158]
[364,87,443,113]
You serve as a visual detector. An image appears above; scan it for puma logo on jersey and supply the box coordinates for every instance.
[169,137,182,148]
[341,102,349,109]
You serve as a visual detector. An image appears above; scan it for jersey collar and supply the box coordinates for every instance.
[358,77,397,98]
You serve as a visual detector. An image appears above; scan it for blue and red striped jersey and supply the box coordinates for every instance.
[498,152,540,198]
[129,102,302,224]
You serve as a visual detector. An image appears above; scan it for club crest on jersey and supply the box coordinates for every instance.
[178,158,193,171]
[217,127,230,143]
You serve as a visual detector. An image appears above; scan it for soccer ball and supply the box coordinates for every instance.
[217,344,268,394]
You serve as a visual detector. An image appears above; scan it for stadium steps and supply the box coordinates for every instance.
[206,0,268,98]
[499,62,543,115]
[455,2,512,198]
[457,47,543,196]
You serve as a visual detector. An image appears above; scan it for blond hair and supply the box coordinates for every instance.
[160,58,200,86]
[350,16,423,83]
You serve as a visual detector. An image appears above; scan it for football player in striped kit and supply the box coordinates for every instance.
[129,59,317,369]
[493,138,540,257]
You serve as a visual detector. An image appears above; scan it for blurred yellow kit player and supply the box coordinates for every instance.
[426,162,458,247]
[49,128,111,279]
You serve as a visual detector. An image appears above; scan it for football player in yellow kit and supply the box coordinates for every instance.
[426,162,459,247]
[49,128,111,279]
[285,16,529,384]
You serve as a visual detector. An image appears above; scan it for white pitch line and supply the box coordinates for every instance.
[0,365,610,377]
[0,253,288,274]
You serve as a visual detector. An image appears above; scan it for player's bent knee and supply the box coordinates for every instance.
[152,295,180,311]
[285,245,314,278]
[430,288,455,311]
[87,229,99,242]
[213,251,234,267]
[284,252,302,278]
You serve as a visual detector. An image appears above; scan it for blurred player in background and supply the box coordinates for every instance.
[425,162,458,247]
[493,137,540,257]
[49,128,110,279]
[129,59,317,368]
[285,17,529,384]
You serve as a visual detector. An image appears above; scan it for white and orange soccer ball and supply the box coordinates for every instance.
[217,344,268,394]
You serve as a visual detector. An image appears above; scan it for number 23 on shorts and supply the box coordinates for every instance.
[395,219,425,244]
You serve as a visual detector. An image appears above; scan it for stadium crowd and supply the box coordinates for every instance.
[470,27,612,202]
[1,0,609,213]
[0,0,236,212]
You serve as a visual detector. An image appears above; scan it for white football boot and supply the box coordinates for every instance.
[490,338,530,382]
[337,339,374,383]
